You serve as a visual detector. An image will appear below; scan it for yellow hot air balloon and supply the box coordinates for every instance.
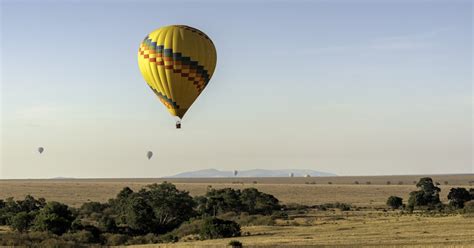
[138,25,217,128]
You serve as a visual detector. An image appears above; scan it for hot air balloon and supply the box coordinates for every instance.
[137,25,217,129]
[38,147,44,154]
[233,170,238,176]
[289,172,294,178]
[147,151,153,160]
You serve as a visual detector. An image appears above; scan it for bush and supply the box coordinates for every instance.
[197,188,280,216]
[110,182,196,234]
[408,177,441,209]
[240,188,280,215]
[102,233,129,246]
[463,201,474,214]
[33,201,75,235]
[229,240,243,247]
[447,188,471,209]
[11,211,33,232]
[200,217,241,239]
[170,218,204,238]
[237,213,275,226]
[320,202,351,211]
[61,230,96,244]
[386,196,403,209]
[126,233,161,245]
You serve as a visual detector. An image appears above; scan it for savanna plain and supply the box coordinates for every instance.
[0,174,473,247]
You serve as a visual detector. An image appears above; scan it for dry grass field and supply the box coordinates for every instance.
[132,211,474,247]
[0,174,472,208]
[0,174,473,247]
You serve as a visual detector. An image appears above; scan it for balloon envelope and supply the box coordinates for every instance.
[138,25,217,119]
[233,170,238,176]
[147,151,153,160]
[38,147,44,154]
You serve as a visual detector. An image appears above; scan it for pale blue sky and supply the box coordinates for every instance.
[1,0,472,178]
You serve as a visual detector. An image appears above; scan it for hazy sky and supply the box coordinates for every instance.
[1,0,472,179]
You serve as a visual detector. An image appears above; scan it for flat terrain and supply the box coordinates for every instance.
[0,174,473,247]
[132,211,474,247]
[0,174,472,208]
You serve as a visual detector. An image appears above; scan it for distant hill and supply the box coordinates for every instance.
[167,169,336,178]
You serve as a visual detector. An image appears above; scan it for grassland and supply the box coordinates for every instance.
[0,174,473,247]
[132,211,474,247]
[0,174,471,208]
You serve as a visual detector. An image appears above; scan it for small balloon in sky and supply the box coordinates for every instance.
[38,147,44,154]
[147,151,153,160]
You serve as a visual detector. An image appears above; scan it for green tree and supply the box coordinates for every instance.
[11,211,33,232]
[240,188,280,215]
[122,195,155,234]
[200,188,243,215]
[17,195,45,212]
[408,177,441,209]
[33,201,75,235]
[447,188,471,208]
[386,196,403,209]
[139,183,196,233]
[0,197,20,225]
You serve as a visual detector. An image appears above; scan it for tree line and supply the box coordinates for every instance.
[386,177,474,211]
[0,182,280,246]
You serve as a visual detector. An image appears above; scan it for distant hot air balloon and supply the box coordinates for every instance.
[147,151,153,160]
[38,147,44,154]
[137,25,217,129]
[233,170,238,176]
[289,172,294,178]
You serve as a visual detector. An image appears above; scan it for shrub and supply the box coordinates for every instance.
[386,196,403,209]
[386,181,391,185]
[126,233,161,245]
[229,240,243,248]
[199,217,241,239]
[61,230,96,244]
[103,233,129,246]
[170,218,204,238]
[240,188,280,215]
[354,181,359,185]
[463,201,474,214]
[110,182,196,235]
[197,188,280,216]
[271,211,289,220]
[79,202,108,218]
[33,201,75,235]
[366,181,371,185]
[11,211,33,232]
[320,202,351,211]
[448,188,471,208]
[237,213,275,226]
[408,177,441,209]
